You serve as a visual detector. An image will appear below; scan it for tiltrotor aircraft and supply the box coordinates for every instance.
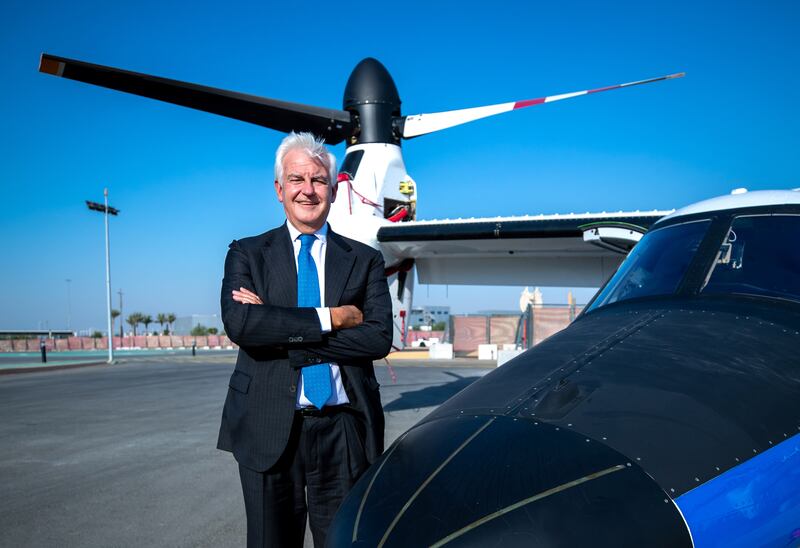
[38,53,682,347]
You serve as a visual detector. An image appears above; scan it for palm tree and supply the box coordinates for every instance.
[126,312,143,337]
[166,313,176,335]
[157,313,167,335]
[111,309,120,336]
[142,315,153,336]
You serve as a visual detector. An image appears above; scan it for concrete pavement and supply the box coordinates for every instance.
[0,353,492,547]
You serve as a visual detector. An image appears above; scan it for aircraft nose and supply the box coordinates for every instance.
[328,415,692,547]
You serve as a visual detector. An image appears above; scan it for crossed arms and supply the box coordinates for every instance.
[221,239,393,366]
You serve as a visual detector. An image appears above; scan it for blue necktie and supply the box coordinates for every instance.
[297,234,331,409]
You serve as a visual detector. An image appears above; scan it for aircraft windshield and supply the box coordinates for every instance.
[702,214,800,302]
[587,220,710,311]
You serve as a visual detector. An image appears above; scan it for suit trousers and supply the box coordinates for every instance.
[238,408,370,548]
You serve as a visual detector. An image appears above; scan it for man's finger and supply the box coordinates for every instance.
[237,288,263,303]
[232,291,256,303]
[232,290,263,305]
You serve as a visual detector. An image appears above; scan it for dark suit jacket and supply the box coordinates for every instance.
[216,223,392,473]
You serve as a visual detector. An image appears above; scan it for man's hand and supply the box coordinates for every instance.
[232,287,263,305]
[330,305,363,330]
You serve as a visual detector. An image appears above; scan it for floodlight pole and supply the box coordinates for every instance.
[65,278,72,332]
[86,190,119,364]
[103,189,113,364]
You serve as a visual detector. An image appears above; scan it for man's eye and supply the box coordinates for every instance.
[312,178,329,185]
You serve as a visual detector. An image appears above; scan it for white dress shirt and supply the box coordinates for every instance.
[285,221,349,408]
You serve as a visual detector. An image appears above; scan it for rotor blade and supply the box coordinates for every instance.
[401,72,685,138]
[39,53,353,144]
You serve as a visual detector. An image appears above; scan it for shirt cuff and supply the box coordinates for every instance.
[316,307,332,333]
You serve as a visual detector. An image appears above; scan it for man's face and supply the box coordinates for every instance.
[274,149,336,233]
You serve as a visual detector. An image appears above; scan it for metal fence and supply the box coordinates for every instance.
[0,335,235,352]
[450,305,583,356]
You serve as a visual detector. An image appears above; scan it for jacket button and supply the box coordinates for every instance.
[289,385,296,393]
[288,337,295,343]
[297,336,303,342]
[315,358,322,364]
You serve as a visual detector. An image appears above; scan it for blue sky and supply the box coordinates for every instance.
[1,0,798,332]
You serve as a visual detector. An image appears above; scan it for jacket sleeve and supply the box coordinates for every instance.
[288,249,393,367]
[221,240,324,349]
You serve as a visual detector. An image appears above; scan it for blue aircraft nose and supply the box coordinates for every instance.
[328,414,691,547]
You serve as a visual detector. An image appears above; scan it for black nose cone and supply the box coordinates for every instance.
[328,415,691,547]
[343,58,401,112]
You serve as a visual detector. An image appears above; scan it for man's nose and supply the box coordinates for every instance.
[300,178,315,194]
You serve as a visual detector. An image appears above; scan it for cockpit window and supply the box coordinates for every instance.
[702,214,800,302]
[587,220,710,312]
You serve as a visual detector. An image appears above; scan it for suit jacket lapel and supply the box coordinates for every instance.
[325,228,355,307]
[262,223,297,306]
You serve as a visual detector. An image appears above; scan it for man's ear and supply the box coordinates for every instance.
[330,180,338,203]
[274,180,284,203]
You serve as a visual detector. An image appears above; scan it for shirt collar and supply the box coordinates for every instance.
[286,221,328,244]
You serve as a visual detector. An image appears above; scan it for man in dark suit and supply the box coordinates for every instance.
[217,132,392,547]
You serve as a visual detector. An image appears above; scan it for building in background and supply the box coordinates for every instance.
[409,305,450,330]
[0,330,73,340]
[173,314,225,335]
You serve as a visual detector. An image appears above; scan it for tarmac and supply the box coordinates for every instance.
[0,348,222,373]
[0,351,493,547]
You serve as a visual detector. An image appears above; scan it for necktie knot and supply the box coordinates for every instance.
[299,234,316,252]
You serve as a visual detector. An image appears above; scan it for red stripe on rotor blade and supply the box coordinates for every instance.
[513,97,547,109]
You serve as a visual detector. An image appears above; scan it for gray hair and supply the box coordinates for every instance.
[274,132,336,186]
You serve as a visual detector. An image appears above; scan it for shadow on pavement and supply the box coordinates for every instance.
[383,372,480,411]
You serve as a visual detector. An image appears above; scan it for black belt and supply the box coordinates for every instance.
[296,405,349,417]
